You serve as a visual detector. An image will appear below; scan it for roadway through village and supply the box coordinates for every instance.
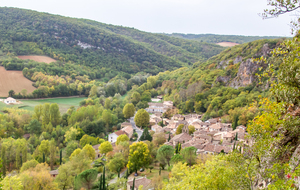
[130,116,143,141]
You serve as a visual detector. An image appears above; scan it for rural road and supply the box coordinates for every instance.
[130,115,143,141]
[109,169,127,184]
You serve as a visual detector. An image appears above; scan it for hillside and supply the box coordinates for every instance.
[125,38,284,121]
[0,7,224,80]
[163,33,284,44]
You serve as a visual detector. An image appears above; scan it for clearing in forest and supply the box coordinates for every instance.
[0,97,86,113]
[0,66,36,97]
[17,55,56,64]
[216,42,239,47]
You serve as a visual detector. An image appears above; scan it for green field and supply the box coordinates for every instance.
[0,97,86,114]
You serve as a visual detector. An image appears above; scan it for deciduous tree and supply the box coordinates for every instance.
[127,142,150,174]
[116,134,129,145]
[134,109,149,128]
[123,103,135,119]
[99,141,113,154]
[156,145,174,167]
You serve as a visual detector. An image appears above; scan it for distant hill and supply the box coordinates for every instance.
[162,33,286,44]
[0,7,224,80]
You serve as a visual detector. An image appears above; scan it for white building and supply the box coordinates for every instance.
[4,97,16,104]
[108,130,127,143]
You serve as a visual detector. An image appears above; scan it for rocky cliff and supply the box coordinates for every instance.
[215,43,272,88]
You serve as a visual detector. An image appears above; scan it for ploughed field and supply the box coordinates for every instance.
[17,55,56,64]
[216,42,239,47]
[0,66,36,97]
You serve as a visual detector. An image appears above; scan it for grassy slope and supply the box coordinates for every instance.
[0,97,86,113]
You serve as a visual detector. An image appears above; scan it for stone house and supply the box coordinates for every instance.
[209,123,223,132]
[169,132,192,146]
[50,170,58,178]
[199,122,210,129]
[222,132,234,143]
[93,144,101,159]
[163,101,173,107]
[202,144,232,155]
[121,122,132,129]
[236,125,246,132]
[122,126,133,139]
[151,124,163,132]
[172,114,184,121]
[207,118,219,124]
[149,117,162,125]
[212,134,222,144]
[146,103,166,113]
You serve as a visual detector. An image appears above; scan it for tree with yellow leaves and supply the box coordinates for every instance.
[127,141,150,174]
[19,163,59,190]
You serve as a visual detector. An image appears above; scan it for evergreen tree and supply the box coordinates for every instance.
[43,153,45,163]
[232,116,238,130]
[175,143,179,154]
[233,142,236,151]
[60,149,62,165]
[178,143,181,153]
[99,174,102,190]
[131,178,135,190]
[139,127,152,141]
[15,148,21,169]
[102,166,105,190]
[235,133,238,141]
[22,146,27,164]
[1,146,6,177]
[168,133,171,142]
[125,169,129,179]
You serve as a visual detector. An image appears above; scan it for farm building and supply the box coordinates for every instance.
[4,97,16,104]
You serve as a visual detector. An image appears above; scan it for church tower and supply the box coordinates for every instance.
[182,125,189,134]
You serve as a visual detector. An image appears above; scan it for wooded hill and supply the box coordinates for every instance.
[136,38,285,122]
[0,7,224,80]
[163,33,285,44]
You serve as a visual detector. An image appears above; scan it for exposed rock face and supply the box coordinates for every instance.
[215,76,231,85]
[229,59,260,89]
[214,43,272,88]
[233,56,242,64]
[261,43,271,57]
[216,60,229,69]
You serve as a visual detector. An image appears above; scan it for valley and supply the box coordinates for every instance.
[0,2,298,190]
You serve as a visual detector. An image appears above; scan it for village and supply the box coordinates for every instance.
[109,96,248,156]
[101,96,249,189]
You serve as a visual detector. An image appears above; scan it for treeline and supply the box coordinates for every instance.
[163,33,285,44]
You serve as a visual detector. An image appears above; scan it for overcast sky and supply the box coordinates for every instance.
[0,0,294,37]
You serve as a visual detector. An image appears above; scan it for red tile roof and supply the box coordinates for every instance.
[114,130,127,136]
